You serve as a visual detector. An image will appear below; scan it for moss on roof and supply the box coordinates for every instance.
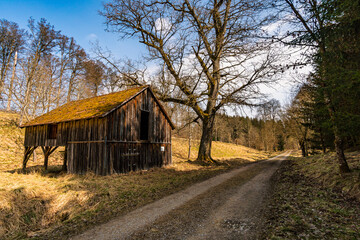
[21,86,147,127]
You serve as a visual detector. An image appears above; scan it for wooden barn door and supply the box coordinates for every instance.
[125,143,141,172]
[111,143,142,173]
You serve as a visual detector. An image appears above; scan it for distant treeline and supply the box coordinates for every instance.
[173,99,296,152]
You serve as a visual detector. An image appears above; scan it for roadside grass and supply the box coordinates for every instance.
[172,137,270,170]
[0,111,271,239]
[262,152,360,239]
[294,151,360,201]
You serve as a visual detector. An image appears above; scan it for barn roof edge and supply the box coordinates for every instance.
[20,85,175,129]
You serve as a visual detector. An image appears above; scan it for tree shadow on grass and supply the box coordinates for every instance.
[1,156,265,239]
[7,164,65,177]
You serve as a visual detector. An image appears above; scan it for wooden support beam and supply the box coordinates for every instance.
[62,146,67,171]
[22,146,38,171]
[49,146,58,155]
[41,146,58,170]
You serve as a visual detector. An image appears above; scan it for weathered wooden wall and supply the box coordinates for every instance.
[24,88,172,175]
[105,88,172,174]
[24,117,106,147]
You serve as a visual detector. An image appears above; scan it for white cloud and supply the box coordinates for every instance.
[155,18,172,36]
[86,33,98,41]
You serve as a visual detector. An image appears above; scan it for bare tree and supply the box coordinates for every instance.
[0,19,25,99]
[92,42,147,91]
[101,0,280,163]
[83,59,105,97]
[0,17,103,120]
[21,18,60,122]
[257,99,281,151]
[6,50,18,111]
[284,87,313,157]
[67,47,86,102]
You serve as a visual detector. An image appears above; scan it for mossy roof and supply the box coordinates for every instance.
[21,86,150,127]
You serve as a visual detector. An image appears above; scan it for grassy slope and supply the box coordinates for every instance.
[262,152,360,239]
[0,111,270,239]
[0,112,64,171]
[0,112,25,170]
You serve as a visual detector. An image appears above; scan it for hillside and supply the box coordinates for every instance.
[0,111,271,239]
[0,112,24,170]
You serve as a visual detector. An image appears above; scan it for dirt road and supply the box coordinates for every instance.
[72,151,291,240]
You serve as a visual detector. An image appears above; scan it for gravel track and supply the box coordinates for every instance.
[72,151,290,240]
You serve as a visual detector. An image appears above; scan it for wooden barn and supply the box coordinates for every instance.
[20,86,175,175]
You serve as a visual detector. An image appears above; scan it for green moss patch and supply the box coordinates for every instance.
[21,86,146,127]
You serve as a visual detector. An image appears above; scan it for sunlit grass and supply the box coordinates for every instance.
[0,111,271,239]
[171,137,270,170]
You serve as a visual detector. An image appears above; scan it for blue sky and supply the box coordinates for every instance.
[0,0,303,111]
[0,0,145,59]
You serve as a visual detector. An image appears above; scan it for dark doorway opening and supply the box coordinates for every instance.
[140,110,149,140]
[48,124,58,139]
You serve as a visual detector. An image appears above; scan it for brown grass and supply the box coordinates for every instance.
[171,137,269,171]
[261,152,360,239]
[292,151,360,201]
[0,111,271,239]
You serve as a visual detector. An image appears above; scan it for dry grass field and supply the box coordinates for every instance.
[0,111,271,239]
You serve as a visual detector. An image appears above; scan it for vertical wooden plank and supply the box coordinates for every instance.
[83,120,87,141]
[134,98,138,141]
[93,118,97,141]
[36,126,39,146]
[38,126,41,146]
[37,126,39,146]
[112,111,116,140]
[148,97,153,142]
[130,102,133,141]
[120,108,124,141]
[24,127,28,146]
[57,123,61,144]
[77,120,80,141]
[126,104,130,141]
[104,116,109,174]
[40,125,43,146]
[169,125,172,165]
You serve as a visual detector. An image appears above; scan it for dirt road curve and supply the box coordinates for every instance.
[72,151,291,240]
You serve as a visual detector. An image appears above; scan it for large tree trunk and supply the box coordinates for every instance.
[320,128,326,154]
[197,114,216,163]
[326,101,351,173]
[299,140,307,157]
[334,135,350,173]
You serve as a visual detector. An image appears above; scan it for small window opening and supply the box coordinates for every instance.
[48,124,58,139]
[140,110,149,140]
